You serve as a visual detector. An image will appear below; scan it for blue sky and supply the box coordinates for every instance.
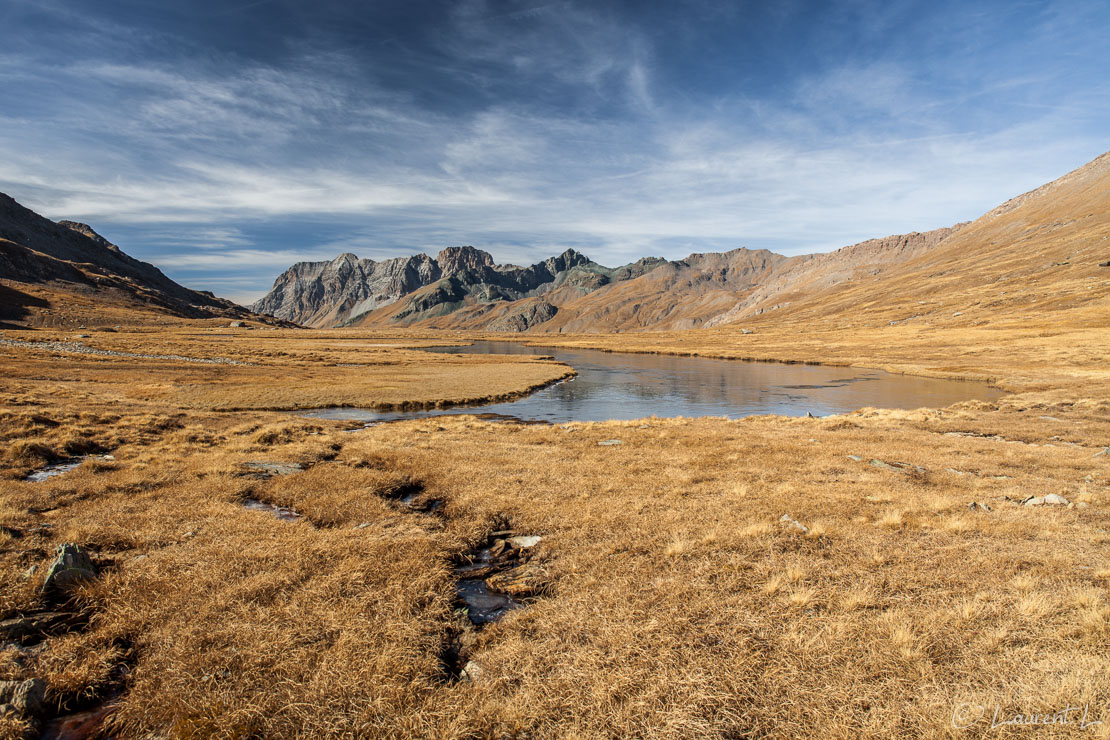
[0,0,1107,304]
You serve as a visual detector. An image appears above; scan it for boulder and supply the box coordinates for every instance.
[0,612,73,643]
[1023,493,1069,507]
[459,660,483,682]
[869,459,926,476]
[485,562,549,598]
[779,514,809,534]
[42,543,97,595]
[0,678,46,717]
[507,535,542,549]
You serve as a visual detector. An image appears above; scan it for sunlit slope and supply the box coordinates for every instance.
[719,151,1110,332]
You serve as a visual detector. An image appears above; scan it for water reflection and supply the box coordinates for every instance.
[305,341,1003,424]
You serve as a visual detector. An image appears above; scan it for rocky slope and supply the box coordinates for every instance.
[0,193,259,326]
[253,228,963,332]
[252,246,662,328]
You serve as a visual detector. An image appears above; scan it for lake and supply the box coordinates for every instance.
[303,341,1003,424]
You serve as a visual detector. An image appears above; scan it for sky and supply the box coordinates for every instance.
[0,0,1108,305]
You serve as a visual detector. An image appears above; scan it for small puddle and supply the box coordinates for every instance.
[441,529,547,681]
[451,531,543,626]
[243,498,303,522]
[25,458,85,483]
[399,489,443,513]
[454,579,522,625]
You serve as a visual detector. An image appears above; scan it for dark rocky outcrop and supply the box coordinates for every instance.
[0,193,260,322]
[42,543,98,596]
[486,301,558,332]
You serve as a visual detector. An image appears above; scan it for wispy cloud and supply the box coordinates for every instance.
[0,0,1107,302]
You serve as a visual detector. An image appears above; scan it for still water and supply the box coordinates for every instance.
[304,341,1003,424]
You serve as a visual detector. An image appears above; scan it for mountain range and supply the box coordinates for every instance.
[250,150,1110,332]
[250,226,967,332]
[1,150,1107,333]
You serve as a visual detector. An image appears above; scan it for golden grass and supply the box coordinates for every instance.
[0,316,1107,737]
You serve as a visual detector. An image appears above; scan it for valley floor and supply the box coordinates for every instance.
[1,323,1108,738]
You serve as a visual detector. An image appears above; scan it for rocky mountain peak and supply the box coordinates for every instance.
[58,221,121,253]
[436,246,495,276]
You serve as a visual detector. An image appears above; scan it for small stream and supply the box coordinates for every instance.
[306,341,1004,424]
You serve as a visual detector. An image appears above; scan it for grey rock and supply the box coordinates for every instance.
[507,535,542,549]
[967,502,992,512]
[740,328,753,334]
[846,455,863,462]
[228,320,244,328]
[43,543,97,595]
[460,660,482,681]
[869,459,926,476]
[1022,493,1070,507]
[0,612,71,642]
[0,677,46,717]
[779,514,809,534]
[597,439,622,446]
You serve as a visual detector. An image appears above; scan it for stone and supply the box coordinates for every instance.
[597,439,622,446]
[0,612,71,642]
[740,328,753,334]
[229,320,245,327]
[1093,446,1109,458]
[459,660,483,681]
[869,459,926,476]
[779,514,808,534]
[847,455,863,462]
[507,535,542,549]
[1100,260,1110,267]
[1023,493,1070,507]
[0,677,46,717]
[967,502,992,512]
[485,562,549,598]
[43,543,97,595]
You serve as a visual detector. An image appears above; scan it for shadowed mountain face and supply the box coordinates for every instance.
[252,229,964,331]
[0,193,255,322]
